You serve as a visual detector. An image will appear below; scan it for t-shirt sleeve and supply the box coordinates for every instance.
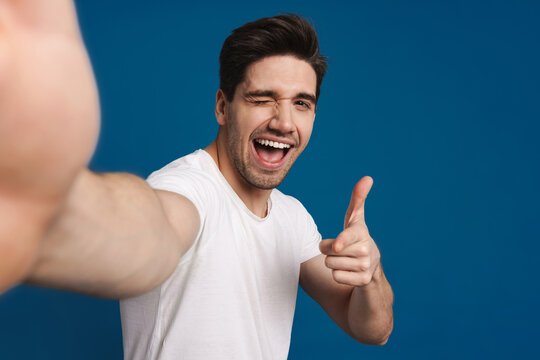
[299,207,322,263]
[146,167,217,264]
[146,167,214,221]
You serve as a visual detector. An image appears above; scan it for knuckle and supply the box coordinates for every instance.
[332,270,347,285]
[357,259,370,271]
[356,273,372,287]
[357,244,369,256]
[352,245,366,258]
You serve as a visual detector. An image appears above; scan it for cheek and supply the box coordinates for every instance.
[297,117,315,148]
[232,108,266,136]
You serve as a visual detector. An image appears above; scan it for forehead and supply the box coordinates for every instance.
[240,55,317,98]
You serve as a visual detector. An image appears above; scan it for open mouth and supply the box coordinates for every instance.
[252,138,293,169]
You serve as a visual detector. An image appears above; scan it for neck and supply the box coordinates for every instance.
[205,138,271,218]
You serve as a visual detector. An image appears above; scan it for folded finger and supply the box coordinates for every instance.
[324,255,369,272]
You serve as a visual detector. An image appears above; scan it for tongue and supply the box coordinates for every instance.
[256,145,284,163]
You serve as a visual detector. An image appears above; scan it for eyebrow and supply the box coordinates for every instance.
[244,90,277,99]
[296,92,317,104]
[244,90,317,104]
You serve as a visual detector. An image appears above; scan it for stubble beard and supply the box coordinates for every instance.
[225,120,297,190]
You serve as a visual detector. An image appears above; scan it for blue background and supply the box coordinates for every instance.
[1,0,539,359]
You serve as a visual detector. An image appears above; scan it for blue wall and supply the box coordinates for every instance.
[1,0,539,358]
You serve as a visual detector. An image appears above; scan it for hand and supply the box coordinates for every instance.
[319,176,381,287]
[0,0,99,292]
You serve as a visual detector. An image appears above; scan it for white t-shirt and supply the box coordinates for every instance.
[120,149,321,360]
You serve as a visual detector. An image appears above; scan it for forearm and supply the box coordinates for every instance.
[347,264,394,345]
[25,169,184,299]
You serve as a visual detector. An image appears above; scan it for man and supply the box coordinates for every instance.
[0,1,393,359]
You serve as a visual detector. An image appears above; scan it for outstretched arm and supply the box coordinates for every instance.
[0,0,199,297]
[26,170,200,299]
[300,177,394,344]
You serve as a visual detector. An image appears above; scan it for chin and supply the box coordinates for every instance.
[244,171,288,190]
[241,161,292,190]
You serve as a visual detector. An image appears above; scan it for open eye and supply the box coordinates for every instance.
[295,100,312,110]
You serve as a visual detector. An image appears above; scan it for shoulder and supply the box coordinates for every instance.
[147,150,217,190]
[146,150,220,214]
[148,150,212,181]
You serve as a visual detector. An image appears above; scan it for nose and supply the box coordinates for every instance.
[269,100,295,133]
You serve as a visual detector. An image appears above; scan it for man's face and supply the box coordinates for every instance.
[220,55,317,190]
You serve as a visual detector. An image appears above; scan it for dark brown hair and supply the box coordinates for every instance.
[219,14,328,103]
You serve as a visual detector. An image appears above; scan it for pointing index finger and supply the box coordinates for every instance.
[344,176,373,229]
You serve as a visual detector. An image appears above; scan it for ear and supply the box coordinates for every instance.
[215,89,228,126]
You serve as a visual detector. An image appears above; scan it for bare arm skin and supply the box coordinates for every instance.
[300,177,394,345]
[26,170,200,299]
[0,0,199,296]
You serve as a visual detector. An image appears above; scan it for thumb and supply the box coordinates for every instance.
[344,176,373,229]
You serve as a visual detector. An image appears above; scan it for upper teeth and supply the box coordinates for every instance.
[255,139,291,149]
